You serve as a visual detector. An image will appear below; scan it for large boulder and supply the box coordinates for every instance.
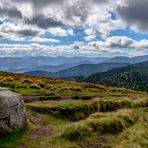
[0,87,27,134]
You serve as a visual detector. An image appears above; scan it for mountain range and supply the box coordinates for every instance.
[0,55,148,92]
[25,62,130,78]
[73,61,148,92]
[0,55,148,73]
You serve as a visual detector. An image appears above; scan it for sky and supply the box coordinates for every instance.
[0,0,148,57]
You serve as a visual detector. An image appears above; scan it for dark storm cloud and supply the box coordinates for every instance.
[14,0,64,8]
[64,1,89,26]
[93,0,108,4]
[0,0,109,29]
[117,0,148,32]
[18,29,39,37]
[0,7,22,18]
[24,14,63,29]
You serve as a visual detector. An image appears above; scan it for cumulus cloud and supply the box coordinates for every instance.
[0,6,22,19]
[106,36,134,48]
[0,0,124,35]
[0,0,148,57]
[48,27,74,36]
[0,36,147,57]
[0,23,43,41]
[117,0,148,32]
[30,37,60,43]
[84,35,96,41]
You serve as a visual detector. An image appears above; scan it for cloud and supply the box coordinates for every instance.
[84,35,96,41]
[24,14,62,29]
[0,0,148,57]
[106,36,134,48]
[117,0,148,32]
[0,23,43,41]
[0,6,22,19]
[30,37,60,43]
[0,36,147,57]
[48,27,74,36]
[0,0,124,36]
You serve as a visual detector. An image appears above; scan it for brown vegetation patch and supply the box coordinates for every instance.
[27,111,43,124]
[30,126,53,140]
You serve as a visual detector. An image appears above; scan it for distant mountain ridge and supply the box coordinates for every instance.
[24,62,130,78]
[77,61,148,92]
[0,56,108,73]
[0,55,148,73]
[105,55,148,64]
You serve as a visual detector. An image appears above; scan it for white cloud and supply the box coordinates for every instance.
[0,0,148,57]
[30,37,60,43]
[0,22,44,41]
[84,35,96,41]
[47,27,74,36]
[0,36,147,57]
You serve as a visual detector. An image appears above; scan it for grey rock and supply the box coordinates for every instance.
[0,88,27,134]
[0,87,8,91]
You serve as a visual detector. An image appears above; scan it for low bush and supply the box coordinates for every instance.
[29,84,41,89]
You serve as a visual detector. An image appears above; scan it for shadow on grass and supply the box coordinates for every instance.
[0,126,28,148]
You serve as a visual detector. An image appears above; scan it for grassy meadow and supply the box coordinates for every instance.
[0,71,147,148]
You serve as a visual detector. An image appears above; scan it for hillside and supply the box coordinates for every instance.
[0,72,147,148]
[0,71,137,97]
[25,62,130,78]
[80,61,148,92]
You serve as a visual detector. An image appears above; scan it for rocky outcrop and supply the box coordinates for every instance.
[0,87,27,134]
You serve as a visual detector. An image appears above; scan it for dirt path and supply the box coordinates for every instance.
[23,95,93,103]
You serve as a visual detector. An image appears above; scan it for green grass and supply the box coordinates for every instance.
[114,122,148,148]
[0,72,147,148]
[26,96,147,121]
[0,126,28,148]
[0,71,141,96]
[61,109,139,141]
[26,100,99,121]
[12,88,40,96]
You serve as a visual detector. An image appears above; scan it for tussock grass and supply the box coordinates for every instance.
[0,71,139,96]
[113,122,148,148]
[27,100,99,121]
[26,97,147,121]
[62,109,139,141]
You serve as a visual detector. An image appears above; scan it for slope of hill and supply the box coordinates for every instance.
[0,71,137,96]
[81,61,148,92]
[25,62,130,78]
[0,72,147,148]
